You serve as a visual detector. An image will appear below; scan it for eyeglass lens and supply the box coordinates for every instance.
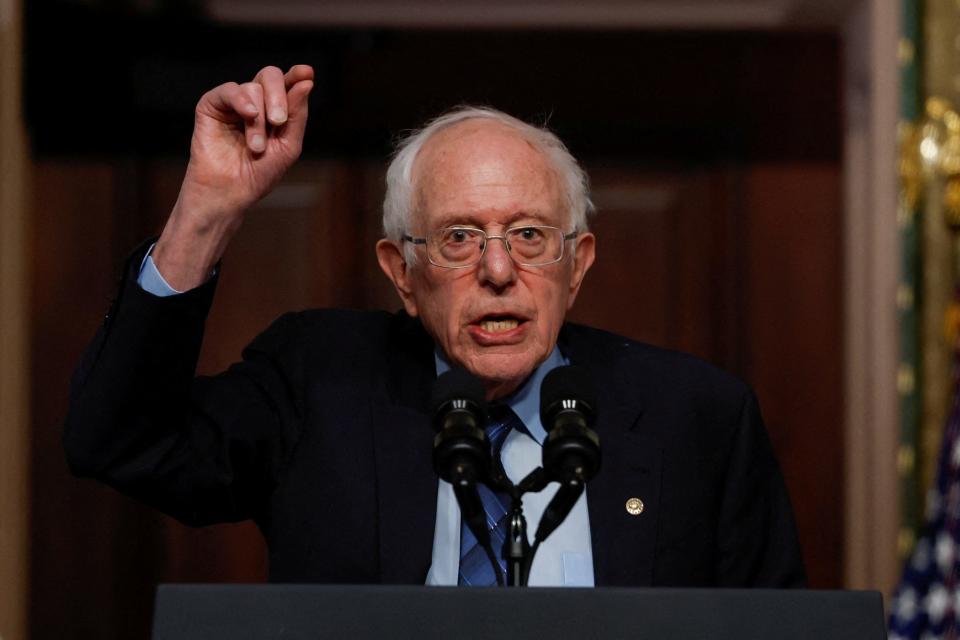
[430,226,563,266]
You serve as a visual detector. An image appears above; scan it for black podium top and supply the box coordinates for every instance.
[153,584,885,640]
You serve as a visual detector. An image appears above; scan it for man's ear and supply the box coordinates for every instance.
[565,232,596,311]
[376,239,420,317]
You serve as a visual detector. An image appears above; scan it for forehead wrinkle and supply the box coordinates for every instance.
[430,209,553,231]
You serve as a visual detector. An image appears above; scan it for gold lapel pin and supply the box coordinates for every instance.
[625,497,644,515]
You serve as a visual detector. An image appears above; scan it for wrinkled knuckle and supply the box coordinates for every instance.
[219,82,240,99]
[195,95,212,116]
[241,81,262,97]
[198,87,216,106]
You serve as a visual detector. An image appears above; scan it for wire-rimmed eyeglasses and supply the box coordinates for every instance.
[402,225,578,269]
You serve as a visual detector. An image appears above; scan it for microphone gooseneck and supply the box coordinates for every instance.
[430,367,504,586]
[533,365,601,549]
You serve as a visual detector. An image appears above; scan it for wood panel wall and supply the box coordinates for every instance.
[0,0,29,637]
[571,163,843,587]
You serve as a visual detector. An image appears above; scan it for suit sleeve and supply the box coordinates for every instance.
[715,389,807,587]
[63,242,304,526]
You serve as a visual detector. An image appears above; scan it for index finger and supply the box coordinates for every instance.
[253,65,290,126]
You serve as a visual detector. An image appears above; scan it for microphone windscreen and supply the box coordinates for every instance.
[431,366,487,417]
[540,365,597,419]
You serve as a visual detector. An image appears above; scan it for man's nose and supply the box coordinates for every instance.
[477,236,517,288]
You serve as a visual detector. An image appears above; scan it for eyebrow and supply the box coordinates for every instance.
[433,210,554,228]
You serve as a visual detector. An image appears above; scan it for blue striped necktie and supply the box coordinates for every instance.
[458,405,527,586]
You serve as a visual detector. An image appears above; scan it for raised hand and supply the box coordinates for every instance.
[153,64,314,291]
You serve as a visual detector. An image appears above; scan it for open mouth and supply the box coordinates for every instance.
[473,314,527,335]
[480,316,521,333]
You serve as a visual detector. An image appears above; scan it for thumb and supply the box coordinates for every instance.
[282,79,313,147]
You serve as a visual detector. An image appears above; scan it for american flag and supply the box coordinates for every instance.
[889,359,960,639]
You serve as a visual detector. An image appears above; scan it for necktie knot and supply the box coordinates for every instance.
[486,405,527,459]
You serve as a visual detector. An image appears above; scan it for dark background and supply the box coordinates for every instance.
[26,3,842,637]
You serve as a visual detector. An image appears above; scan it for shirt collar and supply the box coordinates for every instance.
[433,346,569,445]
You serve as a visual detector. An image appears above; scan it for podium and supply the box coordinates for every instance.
[152,584,886,639]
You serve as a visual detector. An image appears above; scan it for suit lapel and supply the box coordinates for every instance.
[372,314,439,583]
[561,325,662,586]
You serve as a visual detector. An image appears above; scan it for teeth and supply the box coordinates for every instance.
[481,319,519,333]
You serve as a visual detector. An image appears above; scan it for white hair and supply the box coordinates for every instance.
[382,106,595,263]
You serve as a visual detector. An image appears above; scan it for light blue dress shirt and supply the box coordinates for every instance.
[138,251,595,587]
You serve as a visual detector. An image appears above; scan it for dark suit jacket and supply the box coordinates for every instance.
[64,244,806,588]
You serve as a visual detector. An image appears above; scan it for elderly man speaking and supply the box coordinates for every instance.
[64,64,805,588]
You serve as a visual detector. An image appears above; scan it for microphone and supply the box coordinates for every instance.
[431,367,503,584]
[540,365,600,484]
[534,365,601,545]
[430,367,490,487]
